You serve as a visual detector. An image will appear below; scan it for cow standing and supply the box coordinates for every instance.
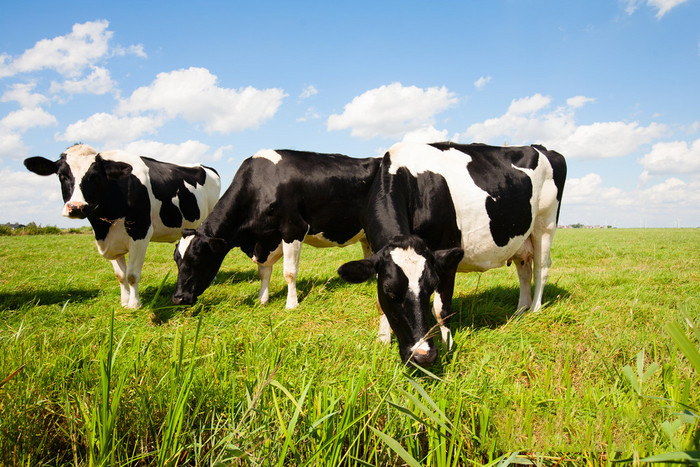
[338,142,566,365]
[172,149,381,309]
[24,144,221,308]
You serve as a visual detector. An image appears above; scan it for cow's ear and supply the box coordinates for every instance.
[434,247,464,272]
[24,157,58,176]
[182,228,198,238]
[97,155,133,180]
[338,258,377,283]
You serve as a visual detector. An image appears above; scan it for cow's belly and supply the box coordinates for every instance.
[456,228,532,272]
[303,230,364,248]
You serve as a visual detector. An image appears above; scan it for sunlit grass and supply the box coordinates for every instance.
[0,229,698,465]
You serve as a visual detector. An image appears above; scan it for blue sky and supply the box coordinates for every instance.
[1,0,698,228]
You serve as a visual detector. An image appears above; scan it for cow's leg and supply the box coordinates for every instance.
[257,244,283,306]
[110,256,129,307]
[377,298,392,343]
[282,240,303,309]
[124,239,150,309]
[514,259,533,312]
[531,221,556,312]
[360,237,372,259]
[433,271,457,349]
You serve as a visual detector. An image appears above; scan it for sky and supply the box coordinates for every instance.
[1,0,699,229]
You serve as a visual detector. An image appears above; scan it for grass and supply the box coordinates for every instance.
[0,228,698,465]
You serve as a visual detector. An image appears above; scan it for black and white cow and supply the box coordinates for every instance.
[338,142,566,365]
[172,149,381,308]
[24,144,221,308]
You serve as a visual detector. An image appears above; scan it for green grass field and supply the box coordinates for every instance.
[0,228,698,465]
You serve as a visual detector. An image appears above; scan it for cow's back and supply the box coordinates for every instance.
[379,142,564,271]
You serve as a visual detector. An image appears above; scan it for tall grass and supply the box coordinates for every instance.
[0,229,698,464]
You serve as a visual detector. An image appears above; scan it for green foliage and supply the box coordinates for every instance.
[0,229,698,464]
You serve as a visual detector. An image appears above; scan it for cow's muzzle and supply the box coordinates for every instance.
[62,201,89,219]
[172,293,195,306]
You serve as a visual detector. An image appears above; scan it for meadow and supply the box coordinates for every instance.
[0,228,698,465]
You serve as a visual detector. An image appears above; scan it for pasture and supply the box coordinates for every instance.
[0,228,698,465]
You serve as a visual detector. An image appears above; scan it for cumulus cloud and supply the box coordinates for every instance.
[624,0,689,17]
[461,93,667,159]
[123,139,232,164]
[564,173,633,206]
[50,66,116,95]
[474,76,491,90]
[1,82,48,107]
[327,82,458,140]
[116,67,286,134]
[0,167,66,225]
[638,139,700,174]
[400,125,449,144]
[0,20,115,78]
[59,112,164,147]
[299,85,318,100]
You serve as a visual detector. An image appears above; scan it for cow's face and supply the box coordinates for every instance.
[172,229,229,306]
[23,144,132,219]
[338,235,463,366]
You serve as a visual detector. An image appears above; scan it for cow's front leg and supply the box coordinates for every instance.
[282,240,303,309]
[124,239,149,308]
[255,243,283,306]
[433,272,457,350]
[110,256,129,306]
[514,258,533,313]
[377,298,392,343]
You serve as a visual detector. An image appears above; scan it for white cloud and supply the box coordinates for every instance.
[117,67,286,134]
[50,66,116,95]
[564,173,633,206]
[474,76,491,90]
[0,20,112,78]
[299,85,318,99]
[566,96,596,108]
[59,112,165,146]
[638,139,700,174]
[462,93,668,159]
[400,125,449,144]
[648,0,689,17]
[297,106,320,122]
[623,0,689,17]
[0,167,66,225]
[2,107,57,132]
[123,139,232,164]
[1,82,48,107]
[327,82,458,140]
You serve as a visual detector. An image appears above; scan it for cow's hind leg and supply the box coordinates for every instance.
[110,256,129,307]
[282,240,303,309]
[531,220,557,312]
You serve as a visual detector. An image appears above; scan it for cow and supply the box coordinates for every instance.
[24,143,221,308]
[172,149,381,309]
[337,142,566,365]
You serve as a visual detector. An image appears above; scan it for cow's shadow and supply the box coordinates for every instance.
[0,288,99,311]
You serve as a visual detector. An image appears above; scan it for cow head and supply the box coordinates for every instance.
[172,228,229,305]
[338,235,463,366]
[23,144,133,219]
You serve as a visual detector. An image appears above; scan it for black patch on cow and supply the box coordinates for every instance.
[141,157,208,228]
[430,142,536,247]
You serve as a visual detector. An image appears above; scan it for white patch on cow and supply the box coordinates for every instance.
[253,149,282,164]
[389,246,426,297]
[177,234,194,258]
[410,338,431,355]
[303,230,365,248]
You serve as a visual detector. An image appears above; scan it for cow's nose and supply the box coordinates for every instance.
[410,346,437,367]
[172,294,194,306]
[63,201,88,218]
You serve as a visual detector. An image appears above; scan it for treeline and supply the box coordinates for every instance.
[0,222,91,236]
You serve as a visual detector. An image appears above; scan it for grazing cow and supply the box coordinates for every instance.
[24,144,221,308]
[338,142,566,365]
[172,149,381,308]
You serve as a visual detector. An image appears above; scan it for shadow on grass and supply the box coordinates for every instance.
[0,288,99,311]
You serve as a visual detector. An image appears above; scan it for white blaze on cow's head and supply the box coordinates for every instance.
[172,228,229,306]
[24,144,133,219]
[337,235,463,366]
